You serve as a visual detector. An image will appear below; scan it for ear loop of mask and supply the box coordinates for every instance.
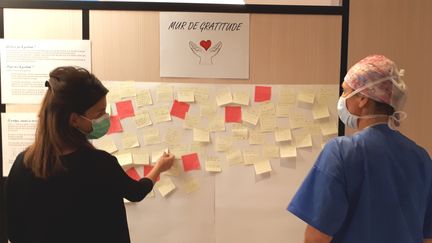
[345,75,407,130]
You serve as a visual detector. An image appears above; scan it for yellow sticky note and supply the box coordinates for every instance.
[258,101,276,115]
[215,135,233,152]
[243,149,260,165]
[313,103,330,120]
[181,176,200,194]
[156,177,176,197]
[119,81,137,98]
[254,160,272,175]
[232,124,248,140]
[209,117,225,132]
[190,142,207,156]
[136,89,153,107]
[193,128,210,142]
[260,114,277,132]
[216,91,232,106]
[134,112,152,128]
[133,151,150,165]
[121,133,140,149]
[194,87,209,103]
[232,91,250,105]
[200,103,217,117]
[107,88,122,103]
[151,148,166,164]
[170,145,188,158]
[184,113,200,129]
[295,132,313,148]
[276,103,292,117]
[177,89,195,103]
[297,90,315,104]
[93,138,118,154]
[156,85,173,103]
[320,121,338,137]
[226,150,243,166]
[275,128,292,142]
[263,144,280,158]
[279,88,296,104]
[249,130,264,145]
[280,144,297,158]
[143,127,161,145]
[205,157,222,172]
[164,128,182,146]
[163,160,181,177]
[289,112,310,129]
[242,108,259,125]
[152,106,171,123]
[115,152,133,167]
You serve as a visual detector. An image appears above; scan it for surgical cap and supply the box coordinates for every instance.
[344,55,407,111]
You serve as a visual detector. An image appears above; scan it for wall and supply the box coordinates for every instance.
[348,0,432,153]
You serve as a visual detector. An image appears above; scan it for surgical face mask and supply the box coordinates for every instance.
[80,113,110,139]
[337,85,388,129]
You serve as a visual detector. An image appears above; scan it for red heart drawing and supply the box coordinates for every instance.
[200,40,212,51]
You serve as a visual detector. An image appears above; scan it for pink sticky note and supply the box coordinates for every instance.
[107,115,123,134]
[181,153,201,172]
[144,165,160,182]
[255,86,272,102]
[126,167,141,181]
[170,100,190,119]
[225,106,242,123]
[116,100,135,119]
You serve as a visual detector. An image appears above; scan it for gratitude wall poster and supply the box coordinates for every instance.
[160,12,250,79]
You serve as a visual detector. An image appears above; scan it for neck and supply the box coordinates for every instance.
[357,116,389,130]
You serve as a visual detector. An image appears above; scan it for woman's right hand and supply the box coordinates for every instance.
[155,152,175,172]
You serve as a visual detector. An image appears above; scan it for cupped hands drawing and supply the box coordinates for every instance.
[189,40,223,65]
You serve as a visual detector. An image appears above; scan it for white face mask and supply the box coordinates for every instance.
[337,84,388,129]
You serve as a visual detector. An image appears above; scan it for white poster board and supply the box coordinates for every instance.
[0,39,91,104]
[160,12,249,79]
[1,113,37,176]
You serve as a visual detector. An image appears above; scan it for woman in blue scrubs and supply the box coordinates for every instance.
[288,55,432,243]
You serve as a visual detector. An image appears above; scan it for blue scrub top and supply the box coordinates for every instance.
[288,124,432,243]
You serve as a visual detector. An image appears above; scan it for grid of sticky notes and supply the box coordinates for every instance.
[94,82,339,199]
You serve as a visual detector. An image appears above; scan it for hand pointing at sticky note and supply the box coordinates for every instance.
[145,151,175,184]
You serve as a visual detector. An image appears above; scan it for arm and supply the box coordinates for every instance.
[424,240,432,243]
[145,152,175,184]
[304,225,333,243]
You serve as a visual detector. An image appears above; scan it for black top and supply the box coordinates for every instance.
[6,148,153,243]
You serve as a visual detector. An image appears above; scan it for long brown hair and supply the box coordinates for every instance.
[24,66,108,179]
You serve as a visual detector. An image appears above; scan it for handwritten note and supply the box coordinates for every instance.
[254,160,272,175]
[136,89,153,106]
[170,100,190,119]
[134,111,152,128]
[133,151,150,165]
[258,101,276,115]
[143,127,161,145]
[226,150,243,166]
[260,114,277,132]
[121,133,140,149]
[177,88,195,103]
[243,149,260,165]
[181,153,201,172]
[193,128,210,142]
[152,106,171,123]
[116,100,135,119]
[216,90,233,106]
[205,157,222,172]
[275,128,292,142]
[156,177,176,197]
[242,108,259,125]
[263,144,280,158]
[249,130,264,145]
[93,138,118,154]
[184,113,200,129]
[279,88,296,104]
[156,85,173,103]
[280,143,297,158]
[215,135,233,152]
[209,117,225,132]
[295,132,313,148]
[232,91,250,105]
[297,90,315,104]
[199,102,217,118]
[312,103,330,120]
[232,124,248,140]
[255,86,271,102]
[115,152,133,167]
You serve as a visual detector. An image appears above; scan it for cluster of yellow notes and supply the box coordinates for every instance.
[92,81,339,199]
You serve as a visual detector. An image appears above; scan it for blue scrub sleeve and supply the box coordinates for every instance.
[288,140,349,236]
[424,190,432,238]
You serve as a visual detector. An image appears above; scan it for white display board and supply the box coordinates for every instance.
[160,12,249,79]
[101,81,339,243]
[0,39,91,104]
[1,81,339,242]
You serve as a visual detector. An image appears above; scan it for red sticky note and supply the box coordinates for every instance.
[107,115,123,134]
[116,100,135,119]
[181,153,201,172]
[126,167,141,181]
[144,165,159,182]
[225,106,242,123]
[170,100,190,119]
[255,86,272,102]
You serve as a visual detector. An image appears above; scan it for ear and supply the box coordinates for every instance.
[69,112,81,128]
[357,95,370,109]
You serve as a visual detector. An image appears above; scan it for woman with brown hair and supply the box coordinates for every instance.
[6,66,174,243]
